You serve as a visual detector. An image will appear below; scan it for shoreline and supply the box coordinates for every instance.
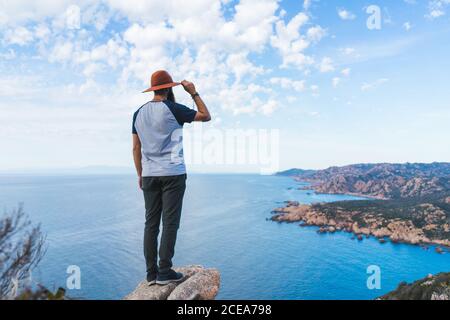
[293,178,389,200]
[271,201,450,251]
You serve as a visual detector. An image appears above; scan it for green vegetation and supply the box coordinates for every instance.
[379,273,450,300]
[312,194,450,241]
[15,286,66,300]
[0,205,67,300]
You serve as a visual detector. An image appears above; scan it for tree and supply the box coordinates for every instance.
[0,205,46,299]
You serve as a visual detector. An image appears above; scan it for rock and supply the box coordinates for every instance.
[435,247,444,254]
[124,265,220,300]
[357,235,363,241]
[271,194,450,249]
[317,227,327,234]
[285,201,300,207]
[378,272,450,300]
[168,269,220,300]
[124,280,176,300]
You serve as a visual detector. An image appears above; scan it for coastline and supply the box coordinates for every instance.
[303,189,388,200]
[271,201,450,250]
[293,178,389,200]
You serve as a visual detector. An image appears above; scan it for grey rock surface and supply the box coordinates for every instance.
[124,265,220,300]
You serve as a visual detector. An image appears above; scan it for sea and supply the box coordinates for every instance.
[0,174,449,300]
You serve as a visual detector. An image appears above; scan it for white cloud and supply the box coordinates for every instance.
[270,12,315,69]
[4,26,34,45]
[310,84,319,97]
[0,0,329,124]
[82,63,103,78]
[340,47,356,56]
[230,0,279,51]
[318,57,334,73]
[0,0,75,24]
[261,99,278,115]
[361,78,389,91]
[428,9,445,17]
[34,23,51,39]
[270,77,306,92]
[341,68,351,76]
[332,77,340,88]
[337,8,356,20]
[49,41,73,62]
[403,22,412,31]
[303,0,312,10]
[89,39,128,68]
[0,49,16,60]
[112,0,283,118]
[124,23,177,49]
[307,25,326,43]
[426,0,450,19]
[226,52,265,83]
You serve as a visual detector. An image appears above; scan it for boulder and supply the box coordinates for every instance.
[124,265,220,300]
[168,269,220,300]
[435,247,444,254]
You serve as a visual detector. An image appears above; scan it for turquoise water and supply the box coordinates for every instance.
[0,174,448,300]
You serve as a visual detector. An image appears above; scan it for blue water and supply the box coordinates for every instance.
[0,174,448,300]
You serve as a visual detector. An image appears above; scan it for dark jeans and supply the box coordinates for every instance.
[142,174,186,275]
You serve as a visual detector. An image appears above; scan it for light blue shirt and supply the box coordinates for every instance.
[132,100,197,177]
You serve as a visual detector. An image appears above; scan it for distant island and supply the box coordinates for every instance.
[272,163,450,248]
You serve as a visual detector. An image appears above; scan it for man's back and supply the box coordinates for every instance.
[132,100,196,177]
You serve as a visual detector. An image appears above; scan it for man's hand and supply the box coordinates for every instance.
[181,79,211,122]
[138,175,143,190]
[181,80,197,95]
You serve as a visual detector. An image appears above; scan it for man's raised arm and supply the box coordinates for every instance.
[181,80,211,122]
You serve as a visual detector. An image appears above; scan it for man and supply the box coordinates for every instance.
[132,70,211,285]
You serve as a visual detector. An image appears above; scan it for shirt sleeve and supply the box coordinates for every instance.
[166,101,197,125]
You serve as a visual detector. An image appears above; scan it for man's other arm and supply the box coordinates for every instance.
[132,133,143,189]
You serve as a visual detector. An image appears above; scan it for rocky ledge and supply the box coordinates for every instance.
[124,265,220,300]
[271,201,450,249]
[378,272,450,300]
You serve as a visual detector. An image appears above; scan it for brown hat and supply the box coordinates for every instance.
[142,70,180,93]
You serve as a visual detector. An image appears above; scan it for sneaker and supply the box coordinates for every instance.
[147,273,157,286]
[156,269,184,285]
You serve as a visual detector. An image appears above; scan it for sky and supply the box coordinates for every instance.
[0,0,449,173]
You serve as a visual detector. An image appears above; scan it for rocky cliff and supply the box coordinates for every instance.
[273,162,450,248]
[278,163,450,199]
[124,265,220,300]
[378,272,450,300]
